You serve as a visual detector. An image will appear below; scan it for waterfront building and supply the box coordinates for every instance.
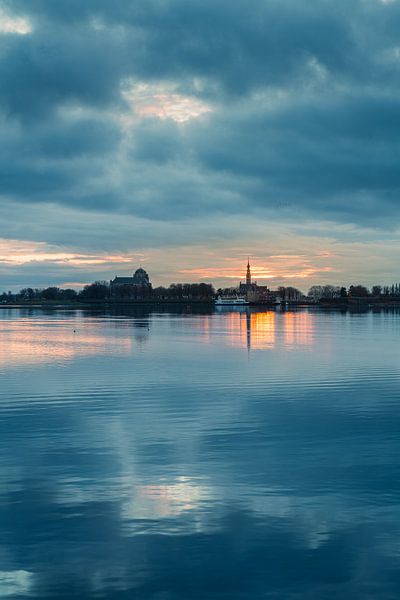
[239,258,278,304]
[110,267,152,298]
[239,258,258,296]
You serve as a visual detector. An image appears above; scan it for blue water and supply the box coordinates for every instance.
[1,306,400,599]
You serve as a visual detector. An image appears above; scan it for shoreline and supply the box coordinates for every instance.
[0,299,214,308]
[1,299,400,310]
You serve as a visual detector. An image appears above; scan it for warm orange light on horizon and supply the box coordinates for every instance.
[0,238,336,291]
[180,260,333,283]
[0,238,142,268]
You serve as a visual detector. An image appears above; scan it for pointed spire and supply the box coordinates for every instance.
[246,256,251,285]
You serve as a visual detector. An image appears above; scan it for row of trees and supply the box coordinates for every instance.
[307,284,400,301]
[308,285,347,301]
[277,286,304,302]
[0,282,216,303]
[0,287,78,303]
[153,283,215,300]
[3,281,400,304]
[81,282,215,300]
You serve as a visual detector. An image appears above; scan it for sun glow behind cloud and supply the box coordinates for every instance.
[121,81,212,123]
[0,7,31,34]
[179,254,334,284]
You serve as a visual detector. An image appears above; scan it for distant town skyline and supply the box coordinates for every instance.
[1,1,400,291]
[1,249,399,294]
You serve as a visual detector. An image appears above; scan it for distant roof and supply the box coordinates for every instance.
[132,268,150,285]
[110,277,135,285]
[111,268,151,286]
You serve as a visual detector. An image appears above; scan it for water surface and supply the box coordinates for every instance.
[1,306,400,599]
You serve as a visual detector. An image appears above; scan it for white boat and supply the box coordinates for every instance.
[215,296,249,306]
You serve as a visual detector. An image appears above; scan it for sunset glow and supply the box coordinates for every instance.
[0,239,138,268]
[180,255,334,285]
[122,82,212,123]
[0,8,31,34]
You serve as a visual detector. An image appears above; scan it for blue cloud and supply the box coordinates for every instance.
[1,0,400,287]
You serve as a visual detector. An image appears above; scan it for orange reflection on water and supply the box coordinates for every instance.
[0,320,132,369]
[282,311,314,349]
[123,477,211,520]
[192,315,212,343]
[248,311,276,350]
[225,312,246,348]
[226,311,276,350]
[224,310,314,351]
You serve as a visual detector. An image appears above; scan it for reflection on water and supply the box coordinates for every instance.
[223,309,314,350]
[0,308,315,370]
[1,307,400,598]
[0,318,133,369]
[125,476,212,520]
[0,311,154,369]
[282,310,315,349]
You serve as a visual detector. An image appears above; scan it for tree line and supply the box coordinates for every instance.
[307,284,400,301]
[0,282,216,303]
[3,281,400,304]
[0,287,79,303]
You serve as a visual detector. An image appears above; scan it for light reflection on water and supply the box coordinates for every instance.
[0,308,315,370]
[0,307,400,599]
[222,310,314,350]
[0,319,133,368]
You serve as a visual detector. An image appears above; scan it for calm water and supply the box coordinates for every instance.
[1,306,400,599]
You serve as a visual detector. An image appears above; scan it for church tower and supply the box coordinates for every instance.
[246,257,251,286]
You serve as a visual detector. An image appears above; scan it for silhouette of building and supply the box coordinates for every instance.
[239,258,258,295]
[239,258,278,304]
[110,267,152,298]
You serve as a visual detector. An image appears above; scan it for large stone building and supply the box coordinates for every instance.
[110,267,152,298]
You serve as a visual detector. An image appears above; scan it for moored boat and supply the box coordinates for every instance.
[215,296,249,306]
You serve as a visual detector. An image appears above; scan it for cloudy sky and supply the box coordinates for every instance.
[1,0,400,291]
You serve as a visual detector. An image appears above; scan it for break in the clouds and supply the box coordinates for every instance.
[1,0,400,289]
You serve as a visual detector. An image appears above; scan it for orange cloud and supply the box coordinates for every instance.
[179,254,334,283]
[0,239,140,268]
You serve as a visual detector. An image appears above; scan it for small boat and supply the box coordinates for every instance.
[215,296,249,306]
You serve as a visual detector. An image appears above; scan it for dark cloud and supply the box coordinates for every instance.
[2,0,359,117]
[130,119,185,164]
[191,92,400,223]
[36,117,121,158]
[0,30,124,121]
[0,0,400,273]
